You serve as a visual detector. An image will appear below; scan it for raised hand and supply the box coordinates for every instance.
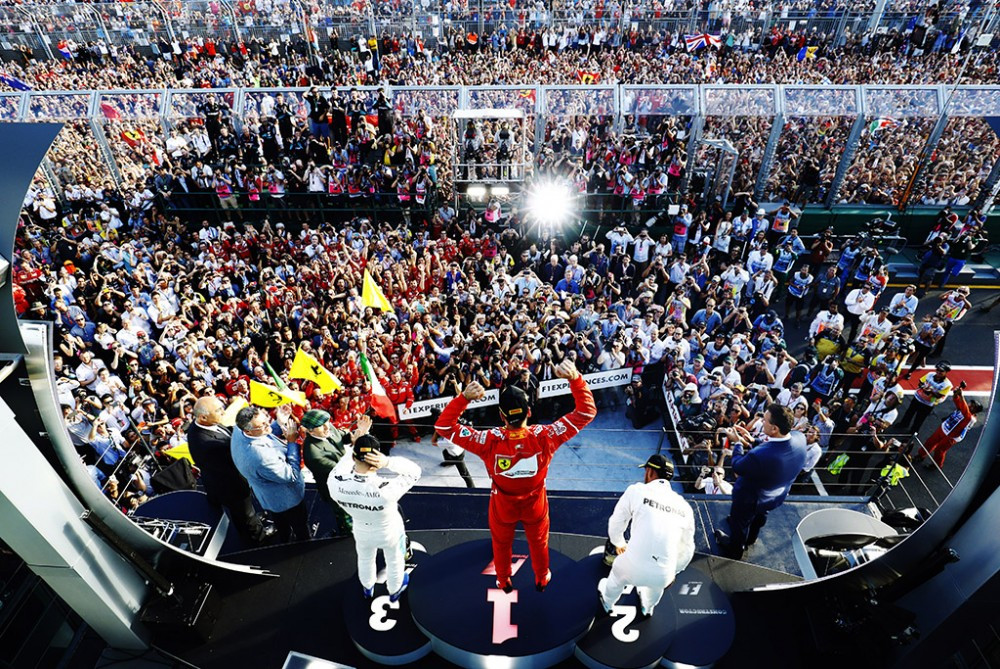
[352,415,373,443]
[462,381,486,401]
[554,359,580,380]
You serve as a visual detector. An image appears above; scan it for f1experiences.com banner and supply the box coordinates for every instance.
[397,368,634,420]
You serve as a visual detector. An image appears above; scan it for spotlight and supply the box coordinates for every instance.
[491,185,510,197]
[466,184,487,200]
[525,180,574,227]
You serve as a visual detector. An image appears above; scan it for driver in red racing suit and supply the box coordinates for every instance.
[435,360,596,592]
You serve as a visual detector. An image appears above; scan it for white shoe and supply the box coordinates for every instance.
[597,578,613,614]
[640,605,655,618]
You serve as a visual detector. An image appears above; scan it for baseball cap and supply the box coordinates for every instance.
[353,434,389,461]
[301,409,331,430]
[499,386,530,422]
[935,360,951,373]
[638,454,674,477]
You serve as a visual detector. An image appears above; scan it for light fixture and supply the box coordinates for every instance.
[525,180,574,227]
[491,185,510,197]
[466,184,487,200]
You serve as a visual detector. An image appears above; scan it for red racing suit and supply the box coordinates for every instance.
[434,377,596,585]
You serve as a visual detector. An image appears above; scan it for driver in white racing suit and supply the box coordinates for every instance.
[599,454,695,617]
[329,434,421,601]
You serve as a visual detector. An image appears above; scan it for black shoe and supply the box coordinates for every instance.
[496,577,514,594]
[535,570,552,592]
[254,526,279,545]
[714,529,744,560]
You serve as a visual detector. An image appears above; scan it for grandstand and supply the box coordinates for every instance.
[0,1,998,668]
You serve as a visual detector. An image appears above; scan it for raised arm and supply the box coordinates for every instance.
[541,360,597,448]
[433,381,492,457]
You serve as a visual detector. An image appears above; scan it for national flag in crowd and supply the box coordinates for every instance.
[518,89,536,104]
[684,33,721,52]
[120,128,145,147]
[360,351,397,423]
[289,347,342,394]
[796,45,818,61]
[0,72,31,91]
[361,269,393,312]
[577,70,601,84]
[868,117,899,133]
[99,101,121,120]
[57,40,73,59]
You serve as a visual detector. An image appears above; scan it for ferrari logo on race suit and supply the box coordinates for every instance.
[495,454,539,479]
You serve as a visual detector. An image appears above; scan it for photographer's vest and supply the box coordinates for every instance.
[810,365,838,396]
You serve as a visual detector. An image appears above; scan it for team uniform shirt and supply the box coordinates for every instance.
[329,456,421,593]
[434,377,596,497]
[329,456,421,532]
[608,478,695,575]
[939,394,977,443]
[914,373,953,407]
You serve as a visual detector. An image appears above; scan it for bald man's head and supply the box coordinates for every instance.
[193,396,224,426]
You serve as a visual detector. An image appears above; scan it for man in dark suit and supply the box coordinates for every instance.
[188,396,270,544]
[714,403,808,560]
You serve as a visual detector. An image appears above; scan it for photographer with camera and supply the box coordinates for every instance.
[914,381,983,470]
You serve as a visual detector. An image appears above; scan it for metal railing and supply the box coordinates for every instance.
[3,83,1000,213]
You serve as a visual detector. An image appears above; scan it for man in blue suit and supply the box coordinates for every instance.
[714,404,808,560]
[231,404,311,543]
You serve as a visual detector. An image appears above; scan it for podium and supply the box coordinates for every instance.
[573,554,679,669]
[338,539,735,668]
[341,549,432,665]
[661,563,736,668]
[407,539,594,668]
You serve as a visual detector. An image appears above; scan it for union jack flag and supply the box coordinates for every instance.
[684,33,722,52]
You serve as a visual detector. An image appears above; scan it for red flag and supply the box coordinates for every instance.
[577,70,600,84]
[99,101,121,120]
[518,89,536,103]
[120,128,145,147]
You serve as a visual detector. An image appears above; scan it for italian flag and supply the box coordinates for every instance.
[360,352,397,423]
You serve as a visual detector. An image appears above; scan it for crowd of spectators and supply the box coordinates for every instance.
[2,0,996,515]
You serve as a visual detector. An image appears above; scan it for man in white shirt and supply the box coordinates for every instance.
[844,283,876,342]
[329,435,421,601]
[605,226,634,256]
[599,455,695,618]
[775,382,808,413]
[809,302,845,338]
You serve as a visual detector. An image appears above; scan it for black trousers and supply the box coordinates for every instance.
[219,493,266,542]
[443,450,475,489]
[899,399,934,436]
[271,500,312,543]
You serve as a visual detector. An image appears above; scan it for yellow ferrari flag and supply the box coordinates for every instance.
[250,380,308,407]
[220,397,248,427]
[361,269,393,313]
[162,443,195,466]
[289,348,343,394]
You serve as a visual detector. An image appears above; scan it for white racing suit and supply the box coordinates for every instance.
[328,456,421,593]
[600,478,695,614]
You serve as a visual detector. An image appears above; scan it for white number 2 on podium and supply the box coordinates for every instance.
[611,585,639,643]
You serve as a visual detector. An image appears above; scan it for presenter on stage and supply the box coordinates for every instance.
[329,434,421,601]
[435,360,596,593]
[599,454,695,618]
